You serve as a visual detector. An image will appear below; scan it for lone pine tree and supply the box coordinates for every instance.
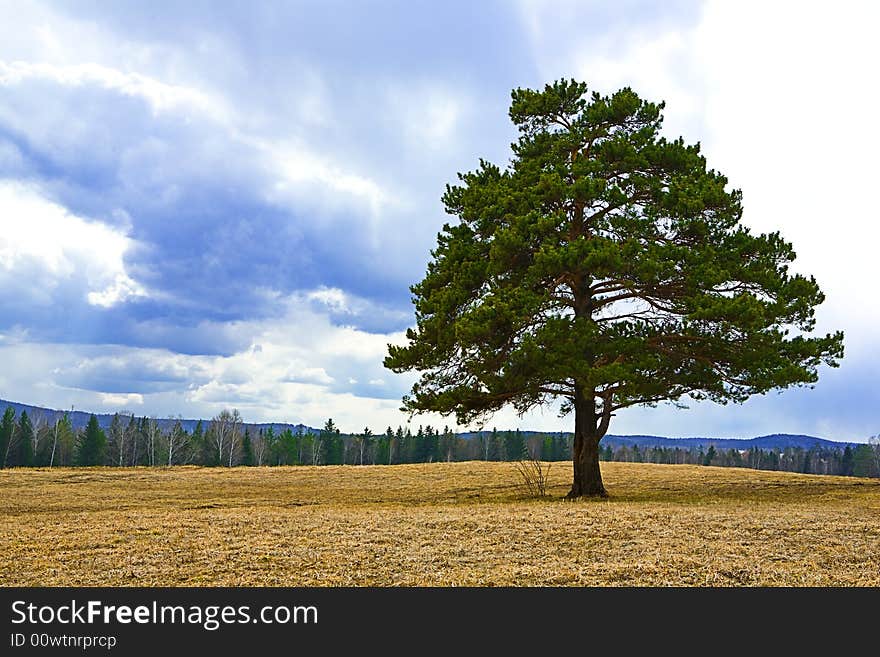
[385,79,843,498]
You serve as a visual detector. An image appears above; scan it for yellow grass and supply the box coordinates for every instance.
[1,461,879,586]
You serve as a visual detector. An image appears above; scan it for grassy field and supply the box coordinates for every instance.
[2,461,879,586]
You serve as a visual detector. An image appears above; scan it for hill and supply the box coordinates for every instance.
[0,398,316,435]
[460,430,861,451]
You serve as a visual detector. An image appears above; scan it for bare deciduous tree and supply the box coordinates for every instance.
[227,410,242,467]
[49,417,61,467]
[211,409,243,467]
[145,417,160,467]
[358,427,372,465]
[870,435,880,476]
[254,430,268,466]
[310,433,323,466]
[108,412,130,467]
[166,418,186,466]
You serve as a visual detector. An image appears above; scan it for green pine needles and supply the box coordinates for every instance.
[385,79,844,498]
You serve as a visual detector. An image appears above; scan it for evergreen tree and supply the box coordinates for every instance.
[273,428,291,465]
[77,414,107,466]
[320,419,342,465]
[852,444,875,478]
[52,413,76,466]
[440,425,457,462]
[541,436,553,461]
[504,429,526,461]
[190,420,209,466]
[385,79,843,497]
[801,449,812,474]
[240,429,254,466]
[0,406,14,468]
[703,445,717,466]
[841,445,854,476]
[729,448,743,468]
[401,426,414,463]
[16,409,34,467]
[263,427,278,465]
[379,426,394,465]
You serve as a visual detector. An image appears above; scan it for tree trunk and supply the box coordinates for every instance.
[566,393,608,498]
[50,423,58,467]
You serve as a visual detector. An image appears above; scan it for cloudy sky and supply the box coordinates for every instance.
[0,0,877,441]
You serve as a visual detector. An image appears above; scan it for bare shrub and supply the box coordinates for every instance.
[515,456,552,498]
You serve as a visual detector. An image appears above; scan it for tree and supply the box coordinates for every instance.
[190,420,210,466]
[257,427,274,466]
[319,419,342,465]
[227,410,243,467]
[241,429,254,466]
[385,79,844,497]
[869,435,880,477]
[505,429,526,461]
[15,410,34,467]
[703,445,717,466]
[357,427,372,465]
[0,407,14,468]
[840,444,854,476]
[32,413,53,466]
[49,413,74,467]
[379,426,394,465]
[440,425,457,462]
[210,409,242,467]
[123,415,138,466]
[77,414,107,466]
[166,419,188,466]
[145,416,160,467]
[852,444,875,478]
[275,428,297,465]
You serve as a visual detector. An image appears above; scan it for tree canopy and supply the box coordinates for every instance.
[385,79,844,497]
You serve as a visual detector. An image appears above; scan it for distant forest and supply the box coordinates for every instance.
[0,406,878,478]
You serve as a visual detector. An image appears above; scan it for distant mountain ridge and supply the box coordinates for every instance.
[0,398,861,450]
[456,430,862,451]
[0,398,316,435]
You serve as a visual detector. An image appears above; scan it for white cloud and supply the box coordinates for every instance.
[0,289,417,431]
[307,286,351,313]
[303,285,412,330]
[284,367,335,386]
[0,60,230,122]
[254,137,394,218]
[99,392,144,406]
[86,274,148,308]
[0,181,147,307]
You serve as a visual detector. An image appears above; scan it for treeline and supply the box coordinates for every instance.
[597,442,880,478]
[1,406,878,478]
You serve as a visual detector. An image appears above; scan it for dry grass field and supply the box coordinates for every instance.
[2,461,879,586]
